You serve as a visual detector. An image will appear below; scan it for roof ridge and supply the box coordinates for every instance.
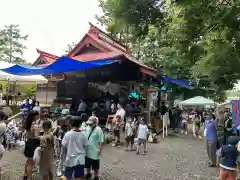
[36,49,59,59]
[88,22,130,54]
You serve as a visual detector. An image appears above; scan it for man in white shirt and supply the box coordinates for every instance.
[115,103,126,123]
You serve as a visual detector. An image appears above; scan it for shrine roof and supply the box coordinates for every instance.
[32,23,157,76]
[33,49,59,66]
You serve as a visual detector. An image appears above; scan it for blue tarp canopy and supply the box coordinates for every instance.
[162,76,193,89]
[0,56,116,75]
[0,56,193,90]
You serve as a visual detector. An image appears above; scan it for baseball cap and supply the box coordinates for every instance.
[86,116,98,125]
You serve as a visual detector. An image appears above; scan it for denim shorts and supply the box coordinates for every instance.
[64,164,85,178]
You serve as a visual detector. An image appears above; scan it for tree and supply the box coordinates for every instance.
[0,24,28,63]
[97,0,240,102]
[63,41,77,53]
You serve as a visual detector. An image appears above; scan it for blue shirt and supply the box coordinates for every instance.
[21,103,31,115]
[205,120,217,141]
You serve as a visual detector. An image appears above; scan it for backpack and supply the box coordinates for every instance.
[194,115,201,122]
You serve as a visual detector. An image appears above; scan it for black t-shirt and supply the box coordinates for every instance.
[172,108,181,118]
[224,118,232,133]
[161,105,167,115]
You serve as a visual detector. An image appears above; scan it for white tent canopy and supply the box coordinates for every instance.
[180,96,215,106]
[218,101,231,109]
[0,61,47,84]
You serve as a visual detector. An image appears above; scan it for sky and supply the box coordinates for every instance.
[0,0,103,63]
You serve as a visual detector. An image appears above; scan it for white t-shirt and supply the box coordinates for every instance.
[137,124,149,140]
[116,108,126,122]
[62,130,87,167]
[33,106,40,112]
[125,122,135,137]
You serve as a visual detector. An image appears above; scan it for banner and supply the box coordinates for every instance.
[232,100,240,125]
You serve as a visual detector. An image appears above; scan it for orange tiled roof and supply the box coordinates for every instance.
[36,49,59,63]
[32,23,156,76]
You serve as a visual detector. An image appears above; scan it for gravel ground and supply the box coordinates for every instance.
[1,132,219,180]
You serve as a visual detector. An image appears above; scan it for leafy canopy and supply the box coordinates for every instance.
[97,0,240,101]
[0,24,28,63]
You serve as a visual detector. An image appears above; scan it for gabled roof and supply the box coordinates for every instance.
[32,23,157,76]
[67,23,130,57]
[33,49,59,66]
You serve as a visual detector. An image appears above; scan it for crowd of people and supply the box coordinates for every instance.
[0,98,152,180]
[201,110,240,180]
[176,106,240,180]
[160,102,206,139]
[160,102,240,179]
[1,96,239,180]
[19,111,104,180]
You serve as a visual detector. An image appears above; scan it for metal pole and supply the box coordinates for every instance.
[13,81,16,104]
[6,80,10,105]
[45,83,48,105]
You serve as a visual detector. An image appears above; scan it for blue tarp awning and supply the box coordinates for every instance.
[162,76,193,89]
[0,56,116,75]
[0,56,194,90]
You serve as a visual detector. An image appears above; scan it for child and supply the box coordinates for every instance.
[55,122,68,177]
[53,126,62,161]
[136,119,149,155]
[124,117,135,151]
[181,110,188,135]
[33,146,41,171]
[39,120,54,180]
[148,125,158,143]
[112,115,121,147]
[6,120,17,150]
[217,137,239,180]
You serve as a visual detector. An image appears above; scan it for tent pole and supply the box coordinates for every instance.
[45,83,48,105]
[13,81,16,105]
[6,80,10,105]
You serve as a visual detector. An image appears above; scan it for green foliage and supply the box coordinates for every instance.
[20,83,37,98]
[0,24,28,63]
[63,41,77,54]
[0,81,36,99]
[97,0,240,102]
